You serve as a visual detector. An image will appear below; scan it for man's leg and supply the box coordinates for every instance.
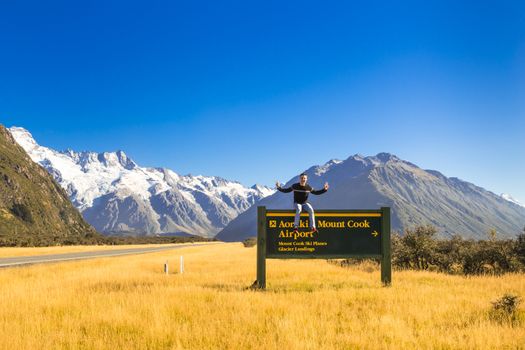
[304,203,316,229]
[294,203,302,228]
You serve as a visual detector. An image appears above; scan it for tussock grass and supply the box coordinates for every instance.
[0,243,524,349]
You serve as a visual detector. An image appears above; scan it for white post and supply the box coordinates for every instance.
[164,260,169,275]
[180,256,184,274]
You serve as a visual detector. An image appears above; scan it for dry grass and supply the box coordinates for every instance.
[0,243,524,349]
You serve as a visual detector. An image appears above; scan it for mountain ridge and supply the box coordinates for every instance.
[216,153,525,241]
[9,126,274,237]
[0,125,102,246]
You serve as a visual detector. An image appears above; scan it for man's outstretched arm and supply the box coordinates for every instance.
[276,181,293,193]
[311,182,329,195]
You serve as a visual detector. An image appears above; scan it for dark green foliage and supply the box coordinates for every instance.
[0,233,212,247]
[392,225,437,270]
[107,235,212,245]
[490,293,522,325]
[462,239,518,275]
[515,234,525,266]
[11,203,34,223]
[432,235,465,273]
[392,225,525,275]
[242,237,257,247]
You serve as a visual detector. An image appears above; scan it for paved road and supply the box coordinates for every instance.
[0,243,217,268]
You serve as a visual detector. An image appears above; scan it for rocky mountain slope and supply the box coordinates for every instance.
[216,153,525,241]
[9,127,273,237]
[0,125,102,246]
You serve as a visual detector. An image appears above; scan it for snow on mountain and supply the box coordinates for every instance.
[9,126,274,237]
[501,193,525,208]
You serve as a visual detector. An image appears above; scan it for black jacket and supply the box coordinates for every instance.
[277,183,327,204]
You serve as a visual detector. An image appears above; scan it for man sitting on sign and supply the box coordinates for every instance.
[276,173,329,234]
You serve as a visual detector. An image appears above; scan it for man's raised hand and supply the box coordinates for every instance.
[275,181,281,189]
[324,182,329,190]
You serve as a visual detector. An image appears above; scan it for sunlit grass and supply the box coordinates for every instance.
[0,243,523,349]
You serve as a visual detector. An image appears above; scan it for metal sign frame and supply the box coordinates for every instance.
[256,206,391,289]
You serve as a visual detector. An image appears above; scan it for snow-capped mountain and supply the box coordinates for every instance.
[217,153,525,241]
[9,127,274,237]
[501,194,525,208]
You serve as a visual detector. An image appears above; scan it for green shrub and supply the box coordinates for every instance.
[490,293,522,326]
[462,240,518,275]
[11,203,34,223]
[391,225,437,270]
[515,234,525,266]
[242,237,257,248]
[391,225,525,275]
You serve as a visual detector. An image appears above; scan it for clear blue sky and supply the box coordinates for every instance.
[1,1,524,202]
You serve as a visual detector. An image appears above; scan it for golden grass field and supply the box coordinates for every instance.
[0,243,523,350]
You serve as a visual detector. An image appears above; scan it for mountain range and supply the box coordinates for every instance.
[9,127,274,237]
[8,126,524,242]
[217,153,525,241]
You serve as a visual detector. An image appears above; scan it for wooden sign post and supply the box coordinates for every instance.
[256,206,391,289]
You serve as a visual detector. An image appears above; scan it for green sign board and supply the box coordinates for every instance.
[256,206,391,289]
